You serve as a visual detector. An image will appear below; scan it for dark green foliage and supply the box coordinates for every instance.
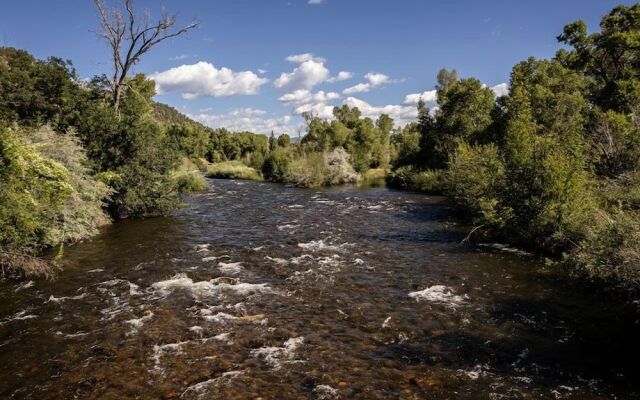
[206,128,268,163]
[557,4,640,113]
[74,74,183,217]
[262,148,291,181]
[390,123,421,168]
[167,124,209,160]
[301,106,392,173]
[389,5,640,292]
[0,49,208,275]
[419,71,496,169]
[0,47,78,131]
[277,133,291,148]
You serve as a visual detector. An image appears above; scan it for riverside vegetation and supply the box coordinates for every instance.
[1,3,639,301]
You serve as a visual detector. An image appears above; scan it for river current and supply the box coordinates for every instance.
[1,179,638,399]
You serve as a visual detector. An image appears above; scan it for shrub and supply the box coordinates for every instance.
[284,148,359,188]
[285,152,327,188]
[0,126,111,277]
[324,147,359,185]
[172,158,207,194]
[206,161,262,181]
[262,148,290,182]
[569,209,640,290]
[446,142,508,227]
[386,166,444,194]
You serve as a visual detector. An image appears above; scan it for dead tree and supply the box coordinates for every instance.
[94,0,198,115]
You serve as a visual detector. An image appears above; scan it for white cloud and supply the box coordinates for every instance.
[403,89,437,105]
[342,71,391,95]
[279,89,340,105]
[365,72,390,86]
[294,102,335,119]
[285,53,325,63]
[258,69,268,74]
[190,108,301,135]
[308,0,326,4]
[327,71,353,82]
[342,83,371,95]
[491,82,509,97]
[151,62,268,99]
[274,54,331,92]
[343,97,418,126]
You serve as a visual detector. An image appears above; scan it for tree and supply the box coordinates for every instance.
[557,4,640,112]
[269,131,277,151]
[0,47,78,130]
[277,133,291,148]
[94,0,198,114]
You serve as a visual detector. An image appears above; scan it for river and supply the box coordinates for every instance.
[1,179,638,399]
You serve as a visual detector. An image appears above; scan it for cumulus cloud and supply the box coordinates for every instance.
[365,72,390,86]
[490,83,509,97]
[294,102,335,119]
[342,71,391,95]
[290,96,418,127]
[279,89,340,105]
[274,54,331,92]
[151,62,268,99]
[285,53,325,63]
[403,89,437,105]
[190,108,301,135]
[342,83,371,95]
[343,97,418,126]
[403,82,508,106]
[328,71,353,82]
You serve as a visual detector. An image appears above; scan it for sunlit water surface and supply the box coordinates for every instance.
[1,179,639,399]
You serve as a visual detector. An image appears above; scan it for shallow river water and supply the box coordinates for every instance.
[1,179,639,399]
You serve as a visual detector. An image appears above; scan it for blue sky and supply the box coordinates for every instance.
[1,0,634,134]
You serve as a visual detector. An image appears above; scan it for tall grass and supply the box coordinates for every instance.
[206,161,263,181]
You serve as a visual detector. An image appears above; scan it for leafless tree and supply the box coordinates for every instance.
[94,0,198,115]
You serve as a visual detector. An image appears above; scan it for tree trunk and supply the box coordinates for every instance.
[113,84,122,117]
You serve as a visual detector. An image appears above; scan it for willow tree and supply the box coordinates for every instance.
[93,0,198,114]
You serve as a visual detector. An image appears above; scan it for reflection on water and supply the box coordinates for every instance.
[1,179,638,399]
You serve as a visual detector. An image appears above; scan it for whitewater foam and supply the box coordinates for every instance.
[250,337,305,370]
[125,311,154,335]
[408,285,467,307]
[152,274,272,299]
[217,262,243,275]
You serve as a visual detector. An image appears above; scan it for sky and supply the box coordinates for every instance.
[1,0,635,135]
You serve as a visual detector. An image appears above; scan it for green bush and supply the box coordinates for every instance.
[283,148,359,188]
[386,166,445,194]
[446,142,508,226]
[172,159,207,194]
[206,161,263,181]
[411,170,446,194]
[262,148,291,182]
[0,126,111,277]
[569,209,640,290]
[285,152,328,188]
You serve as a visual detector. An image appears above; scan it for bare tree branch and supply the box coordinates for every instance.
[93,0,199,115]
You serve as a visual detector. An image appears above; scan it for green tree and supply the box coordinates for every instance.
[277,133,291,148]
[557,4,640,113]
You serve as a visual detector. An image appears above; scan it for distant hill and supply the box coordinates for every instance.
[152,102,211,131]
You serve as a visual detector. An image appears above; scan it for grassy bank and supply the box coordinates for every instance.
[206,161,263,181]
